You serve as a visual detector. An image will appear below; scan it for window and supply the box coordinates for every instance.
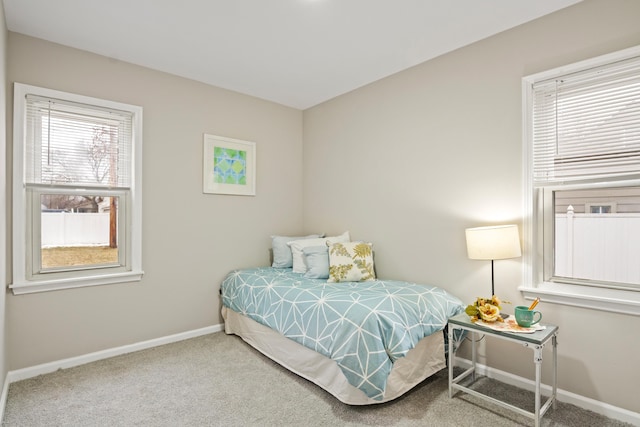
[522,46,640,315]
[11,83,143,294]
[585,203,616,214]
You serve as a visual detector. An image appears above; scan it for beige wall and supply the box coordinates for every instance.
[6,33,304,369]
[303,0,640,414]
[0,0,7,398]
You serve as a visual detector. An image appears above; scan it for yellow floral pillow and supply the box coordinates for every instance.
[327,242,376,283]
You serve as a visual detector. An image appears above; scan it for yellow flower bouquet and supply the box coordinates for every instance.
[465,296,509,323]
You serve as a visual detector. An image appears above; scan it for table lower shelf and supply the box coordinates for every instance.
[450,369,556,421]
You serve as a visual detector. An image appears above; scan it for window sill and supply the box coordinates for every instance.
[10,270,144,295]
[519,282,640,316]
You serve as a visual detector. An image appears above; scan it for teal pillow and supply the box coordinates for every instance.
[271,234,323,268]
[303,246,330,279]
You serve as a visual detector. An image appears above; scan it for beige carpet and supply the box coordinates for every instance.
[3,332,633,426]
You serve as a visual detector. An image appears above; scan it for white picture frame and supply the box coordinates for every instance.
[203,134,256,196]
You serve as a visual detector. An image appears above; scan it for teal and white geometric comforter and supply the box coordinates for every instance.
[221,267,464,400]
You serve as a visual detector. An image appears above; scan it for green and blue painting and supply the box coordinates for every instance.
[213,147,246,185]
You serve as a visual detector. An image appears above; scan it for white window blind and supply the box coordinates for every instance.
[25,94,133,188]
[532,55,640,185]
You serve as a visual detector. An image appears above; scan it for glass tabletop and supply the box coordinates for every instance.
[448,312,558,345]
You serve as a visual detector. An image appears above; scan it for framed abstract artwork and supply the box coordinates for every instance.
[203,134,256,196]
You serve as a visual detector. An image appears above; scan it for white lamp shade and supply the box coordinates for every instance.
[465,224,522,260]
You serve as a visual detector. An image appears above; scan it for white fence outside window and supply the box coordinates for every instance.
[41,212,110,247]
[555,208,640,285]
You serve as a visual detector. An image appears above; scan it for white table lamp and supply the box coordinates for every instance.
[465,224,522,297]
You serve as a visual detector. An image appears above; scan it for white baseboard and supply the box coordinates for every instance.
[0,374,9,425]
[454,356,640,426]
[6,323,223,384]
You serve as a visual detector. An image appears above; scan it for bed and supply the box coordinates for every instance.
[220,265,465,405]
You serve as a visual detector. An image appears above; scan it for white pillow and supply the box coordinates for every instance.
[288,231,350,273]
[271,234,323,268]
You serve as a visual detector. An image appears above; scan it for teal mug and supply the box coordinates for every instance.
[514,305,542,327]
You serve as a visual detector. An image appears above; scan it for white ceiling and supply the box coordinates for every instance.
[3,0,582,110]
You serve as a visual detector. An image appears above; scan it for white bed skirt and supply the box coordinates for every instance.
[222,306,446,405]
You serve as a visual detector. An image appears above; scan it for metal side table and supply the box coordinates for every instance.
[448,312,558,427]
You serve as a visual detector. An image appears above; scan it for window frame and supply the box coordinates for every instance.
[521,46,640,316]
[29,187,129,276]
[11,83,143,294]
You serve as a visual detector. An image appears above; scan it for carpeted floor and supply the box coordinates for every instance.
[3,332,634,426]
